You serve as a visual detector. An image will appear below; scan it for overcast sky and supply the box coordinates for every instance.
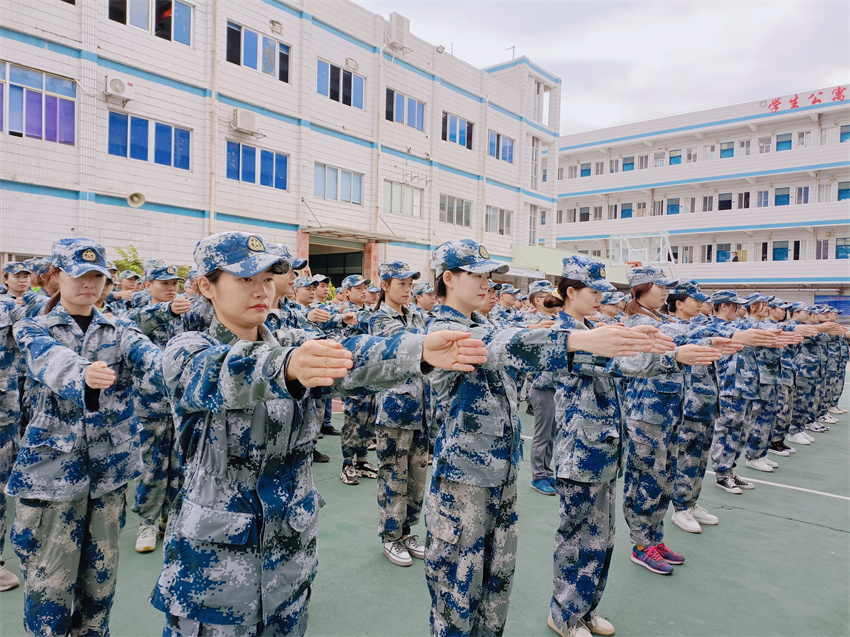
[357,0,850,134]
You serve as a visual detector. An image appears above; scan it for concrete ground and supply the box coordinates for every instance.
[2,385,848,636]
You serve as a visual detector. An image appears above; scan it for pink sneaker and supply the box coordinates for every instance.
[654,542,685,564]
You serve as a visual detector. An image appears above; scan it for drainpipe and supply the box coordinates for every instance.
[207,0,220,235]
[480,96,489,244]
[375,44,384,236]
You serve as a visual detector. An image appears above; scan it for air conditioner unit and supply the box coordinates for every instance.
[105,75,135,100]
[388,12,409,48]
[232,108,258,134]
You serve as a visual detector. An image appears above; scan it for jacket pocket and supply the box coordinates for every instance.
[453,395,503,438]
[21,412,77,453]
[174,496,254,546]
[285,488,325,533]
[567,421,619,482]
[649,377,682,394]
[107,416,134,446]
[430,509,461,545]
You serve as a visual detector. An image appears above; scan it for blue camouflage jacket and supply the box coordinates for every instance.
[488,302,525,328]
[0,300,26,476]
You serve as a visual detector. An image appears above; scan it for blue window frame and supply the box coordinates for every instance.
[621,204,633,218]
[580,163,591,177]
[5,65,76,144]
[841,126,850,143]
[775,187,790,206]
[667,198,680,215]
[623,157,634,171]
[316,60,329,97]
[838,181,850,201]
[720,142,734,158]
[108,111,128,156]
[109,111,190,169]
[837,238,850,259]
[772,241,789,261]
[776,134,792,151]
[227,141,287,189]
[669,150,682,165]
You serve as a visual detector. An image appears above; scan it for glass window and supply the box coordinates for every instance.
[226,23,242,65]
[623,156,634,171]
[313,162,325,196]
[108,111,129,157]
[326,166,338,199]
[579,206,590,222]
[840,126,850,143]
[667,198,680,215]
[775,187,790,206]
[669,150,682,165]
[838,181,850,201]
[580,163,591,177]
[776,133,792,151]
[274,154,287,190]
[242,29,258,70]
[129,116,148,160]
[260,149,274,187]
[718,193,733,211]
[772,241,789,261]
[174,127,190,170]
[716,243,732,262]
[758,137,771,154]
[153,122,172,166]
[241,144,256,183]
[316,60,329,97]
[227,141,240,180]
[621,204,632,219]
[173,1,192,45]
[757,190,769,207]
[720,142,734,158]
[837,238,850,259]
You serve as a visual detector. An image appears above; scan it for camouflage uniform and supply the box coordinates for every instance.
[8,237,165,636]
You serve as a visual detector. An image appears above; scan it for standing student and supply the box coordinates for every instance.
[370,261,429,567]
[9,238,164,636]
[2,262,33,300]
[412,281,437,321]
[424,240,663,637]
[151,231,487,636]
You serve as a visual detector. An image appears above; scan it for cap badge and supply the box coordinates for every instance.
[81,249,97,262]
[479,246,490,259]
[167,266,176,275]
[247,236,264,252]
[403,263,410,271]
[599,267,606,278]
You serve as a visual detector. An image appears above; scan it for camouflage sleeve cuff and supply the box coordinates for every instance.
[278,347,306,400]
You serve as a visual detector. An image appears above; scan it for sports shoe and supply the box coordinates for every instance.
[526,403,535,415]
[745,457,773,473]
[716,476,742,494]
[340,464,359,485]
[780,442,796,454]
[585,612,615,636]
[313,449,330,463]
[320,424,341,436]
[0,564,20,591]
[763,457,779,468]
[383,540,412,567]
[157,517,168,538]
[367,439,377,451]
[802,431,816,442]
[819,414,838,424]
[630,545,674,574]
[546,476,558,489]
[355,459,378,479]
[787,432,811,445]
[732,474,755,490]
[400,535,425,559]
[671,509,701,534]
[691,504,719,525]
[806,422,828,432]
[768,442,790,456]
[135,524,158,553]
[547,614,592,637]
[531,478,556,496]
[654,542,684,564]
[828,406,846,414]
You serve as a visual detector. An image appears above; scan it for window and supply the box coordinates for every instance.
[776,133,792,151]
[734,243,747,262]
[739,140,751,156]
[109,112,190,169]
[837,238,850,259]
[568,165,578,179]
[608,204,618,219]
[109,0,192,45]
[595,161,605,175]
[772,240,789,261]
[818,184,831,202]
[567,208,577,223]
[796,186,809,204]
[314,163,361,203]
[2,64,76,145]
[838,181,850,201]
[718,193,733,211]
[531,138,540,190]
[669,150,682,165]
[556,209,564,224]
[609,158,619,173]
[720,142,734,159]
[704,144,716,160]
[681,246,693,264]
[579,206,590,222]
[529,205,538,245]
[635,202,647,217]
[793,240,802,261]
[593,206,603,221]
[815,239,829,260]
[542,169,547,183]
[670,245,678,263]
[667,198,679,215]
[738,192,750,209]
[760,242,769,261]
[226,23,289,82]
[651,201,663,216]
[485,206,512,235]
[383,180,422,216]
[439,194,472,227]
[798,131,811,147]
[580,162,591,177]
[775,187,790,206]
[540,210,546,225]
[533,81,549,124]
[757,190,769,207]
[623,156,634,171]
[638,154,649,169]
[441,111,473,149]
[686,147,698,163]
[685,197,696,213]
[701,245,713,263]
[225,141,286,188]
[317,60,364,109]
[820,128,832,145]
[653,151,665,167]
[557,167,564,180]
[702,195,713,212]
[487,130,514,162]
[716,243,732,262]
[386,89,424,132]
[758,136,771,154]
[840,125,850,143]
[620,203,633,219]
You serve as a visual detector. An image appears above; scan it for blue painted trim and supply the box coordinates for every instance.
[388,241,436,251]
[94,194,207,218]
[383,52,436,82]
[439,79,484,103]
[311,18,378,53]
[0,180,84,200]
[438,163,482,181]
[99,58,209,97]
[485,57,562,85]
[555,234,613,241]
[521,188,557,203]
[0,26,81,58]
[491,254,512,262]
[557,161,850,198]
[523,118,558,137]
[488,102,521,122]
[309,122,376,149]
[215,212,299,231]
[558,101,848,151]
[487,178,519,193]
[668,219,850,235]
[380,145,433,167]
[259,0,305,20]
[217,93,301,126]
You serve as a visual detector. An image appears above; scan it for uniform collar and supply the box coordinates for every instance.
[434,303,475,327]
[46,302,113,327]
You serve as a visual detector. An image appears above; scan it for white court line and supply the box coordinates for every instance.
[519,434,850,501]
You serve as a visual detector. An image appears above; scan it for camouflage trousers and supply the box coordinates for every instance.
[829,364,847,409]
[791,376,818,431]
[550,479,615,634]
[745,385,777,461]
[424,476,518,637]
[135,415,181,526]
[375,425,428,542]
[710,395,762,478]
[821,366,842,415]
[0,432,16,558]
[11,488,125,636]
[163,587,311,637]
[341,395,375,464]
[671,418,713,512]
[770,384,794,445]
[622,419,678,547]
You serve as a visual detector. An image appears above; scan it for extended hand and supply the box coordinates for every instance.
[568,325,659,358]
[171,297,191,315]
[307,308,331,323]
[422,331,488,371]
[86,360,116,389]
[285,340,353,387]
[527,320,555,330]
[675,344,722,366]
[628,324,676,353]
[709,337,744,355]
[340,312,357,326]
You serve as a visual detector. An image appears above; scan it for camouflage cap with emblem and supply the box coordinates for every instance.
[378,261,421,282]
[51,238,111,278]
[146,263,184,282]
[341,274,371,290]
[413,281,435,296]
[267,242,304,271]
[561,255,616,292]
[193,231,288,277]
[431,238,510,278]
[627,265,678,288]
[3,261,33,275]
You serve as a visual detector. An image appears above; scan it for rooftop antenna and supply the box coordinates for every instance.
[506,45,516,60]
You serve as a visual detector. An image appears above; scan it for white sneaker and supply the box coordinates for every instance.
[691,504,719,525]
[819,414,838,424]
[827,406,844,414]
[548,614,592,637]
[803,431,816,442]
[763,457,779,468]
[745,457,774,473]
[383,540,412,567]
[586,612,615,636]
[135,524,158,553]
[400,535,425,560]
[0,564,20,591]
[671,509,701,534]
[787,432,811,445]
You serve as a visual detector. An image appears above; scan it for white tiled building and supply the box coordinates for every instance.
[0,0,560,285]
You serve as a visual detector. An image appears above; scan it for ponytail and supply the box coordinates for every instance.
[44,291,62,314]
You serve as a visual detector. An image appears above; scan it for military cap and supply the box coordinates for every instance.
[710,289,747,305]
[488,281,503,291]
[194,231,288,277]
[561,255,616,292]
[671,280,709,302]
[743,292,775,307]
[601,291,626,305]
[106,260,118,271]
[51,238,111,278]
[186,269,198,281]
[517,294,529,301]
[413,282,434,296]
[431,239,510,278]
[378,261,421,282]
[311,273,330,284]
[146,263,183,282]
[768,297,786,308]
[528,279,555,295]
[496,284,520,297]
[119,269,141,281]
[341,274,371,290]
[627,265,678,288]
[3,261,32,275]
[784,301,809,314]
[294,275,318,289]
[29,258,52,278]
[366,285,380,293]
[267,242,307,271]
